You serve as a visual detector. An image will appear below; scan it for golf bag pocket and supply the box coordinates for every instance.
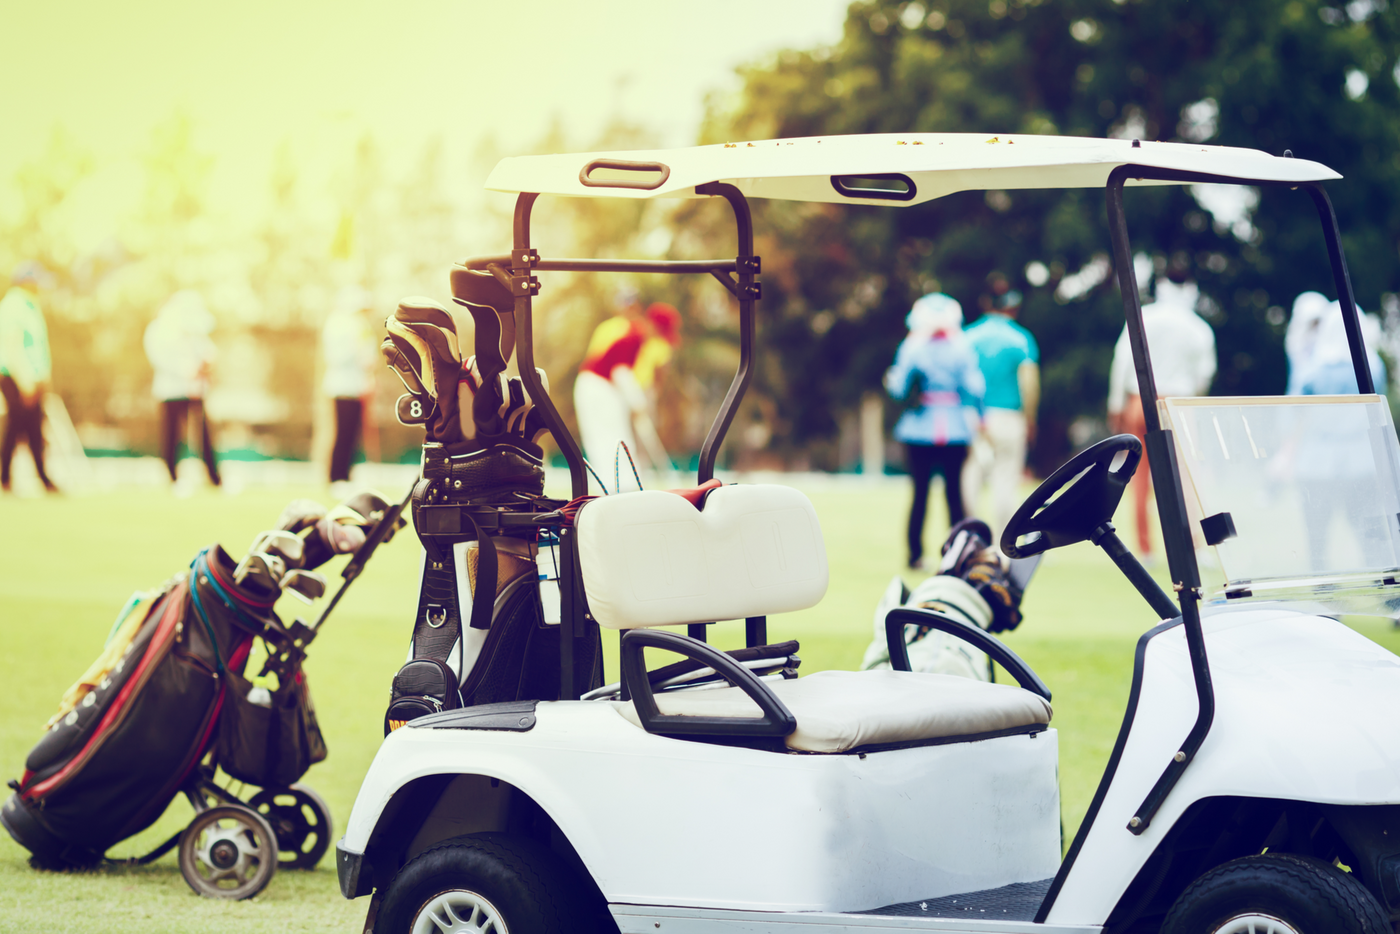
[217,668,327,788]
[385,658,462,733]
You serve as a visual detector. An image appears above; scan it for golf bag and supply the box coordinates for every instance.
[381,278,599,731]
[861,518,1038,680]
[1,546,321,867]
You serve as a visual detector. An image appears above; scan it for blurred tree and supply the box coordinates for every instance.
[697,0,1400,471]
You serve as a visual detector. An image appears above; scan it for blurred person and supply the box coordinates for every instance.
[322,285,378,493]
[0,261,57,493]
[573,287,681,476]
[144,290,220,488]
[1297,301,1387,396]
[1107,266,1217,558]
[885,292,985,569]
[1285,291,1330,395]
[961,289,1039,536]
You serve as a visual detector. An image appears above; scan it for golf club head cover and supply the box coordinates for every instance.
[300,490,407,570]
[936,518,1024,633]
[383,298,463,443]
[452,269,516,437]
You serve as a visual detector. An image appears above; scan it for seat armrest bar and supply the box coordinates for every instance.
[885,607,1052,701]
[619,629,796,737]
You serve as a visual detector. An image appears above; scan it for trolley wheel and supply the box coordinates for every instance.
[246,784,333,870]
[177,804,278,900]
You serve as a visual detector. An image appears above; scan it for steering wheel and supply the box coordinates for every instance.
[1001,434,1143,558]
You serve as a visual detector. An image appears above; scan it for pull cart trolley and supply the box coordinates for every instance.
[338,134,1400,934]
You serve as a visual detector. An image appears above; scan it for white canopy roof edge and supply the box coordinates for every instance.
[484,133,1340,206]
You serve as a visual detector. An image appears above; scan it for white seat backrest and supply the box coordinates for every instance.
[576,484,829,630]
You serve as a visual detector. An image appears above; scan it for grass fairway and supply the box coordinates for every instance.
[2,480,1399,932]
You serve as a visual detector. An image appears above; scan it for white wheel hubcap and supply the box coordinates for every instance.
[412,890,509,934]
[1213,914,1300,934]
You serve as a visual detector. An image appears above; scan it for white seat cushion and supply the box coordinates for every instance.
[577,484,829,629]
[613,669,1052,753]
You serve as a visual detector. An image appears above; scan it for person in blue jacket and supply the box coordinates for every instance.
[885,293,985,568]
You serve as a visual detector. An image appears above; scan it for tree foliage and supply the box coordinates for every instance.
[697,0,1400,469]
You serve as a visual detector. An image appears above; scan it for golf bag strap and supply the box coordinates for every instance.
[410,511,498,664]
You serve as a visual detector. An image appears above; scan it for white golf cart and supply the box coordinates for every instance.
[337,134,1400,934]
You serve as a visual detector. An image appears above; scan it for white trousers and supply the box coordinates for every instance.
[573,370,637,483]
[962,407,1027,538]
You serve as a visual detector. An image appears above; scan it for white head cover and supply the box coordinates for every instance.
[906,292,963,339]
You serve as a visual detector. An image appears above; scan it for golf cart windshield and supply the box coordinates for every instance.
[1163,394,1400,616]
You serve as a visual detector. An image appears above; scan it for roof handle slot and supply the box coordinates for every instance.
[579,159,671,191]
[830,173,917,202]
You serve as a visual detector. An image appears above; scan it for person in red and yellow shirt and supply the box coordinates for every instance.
[573,289,680,477]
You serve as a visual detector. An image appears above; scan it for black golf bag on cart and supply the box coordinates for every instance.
[379,270,803,731]
[2,492,406,899]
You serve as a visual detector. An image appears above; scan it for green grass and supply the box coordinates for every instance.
[2,481,1398,932]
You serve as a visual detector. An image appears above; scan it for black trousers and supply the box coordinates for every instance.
[160,398,220,485]
[905,442,968,567]
[330,397,363,483]
[0,376,52,489]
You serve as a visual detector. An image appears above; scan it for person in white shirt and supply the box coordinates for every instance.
[143,290,220,487]
[1284,291,1330,395]
[322,286,379,488]
[1107,267,1217,557]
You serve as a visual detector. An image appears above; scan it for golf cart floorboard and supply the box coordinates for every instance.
[859,879,1053,921]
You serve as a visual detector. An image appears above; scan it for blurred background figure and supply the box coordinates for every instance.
[962,288,1039,538]
[1107,265,1217,559]
[573,286,681,480]
[1297,301,1387,396]
[1285,291,1330,395]
[0,261,57,493]
[144,290,221,489]
[321,285,378,495]
[885,292,985,569]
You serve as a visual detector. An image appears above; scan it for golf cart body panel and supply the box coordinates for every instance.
[1046,604,1400,924]
[342,701,1061,912]
[485,133,1339,207]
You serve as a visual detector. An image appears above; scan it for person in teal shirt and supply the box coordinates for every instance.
[0,261,57,493]
[961,290,1039,536]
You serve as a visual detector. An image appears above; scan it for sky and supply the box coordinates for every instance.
[1,0,852,250]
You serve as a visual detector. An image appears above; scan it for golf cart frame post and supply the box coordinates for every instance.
[462,182,762,700]
[1096,165,1372,845]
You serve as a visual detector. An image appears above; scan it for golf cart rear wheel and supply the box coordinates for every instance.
[177,804,278,900]
[1161,853,1389,934]
[246,783,332,870]
[374,832,609,934]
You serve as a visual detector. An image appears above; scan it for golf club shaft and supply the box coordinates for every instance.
[312,485,414,630]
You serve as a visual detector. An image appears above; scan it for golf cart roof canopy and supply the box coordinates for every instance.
[485,133,1341,206]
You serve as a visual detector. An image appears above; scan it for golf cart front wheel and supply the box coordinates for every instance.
[1161,853,1389,934]
[177,804,278,900]
[374,832,610,934]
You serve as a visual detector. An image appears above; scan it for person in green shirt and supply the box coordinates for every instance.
[0,262,57,493]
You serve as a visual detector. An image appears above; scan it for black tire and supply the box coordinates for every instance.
[1162,852,1390,934]
[374,832,613,934]
[246,784,333,870]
